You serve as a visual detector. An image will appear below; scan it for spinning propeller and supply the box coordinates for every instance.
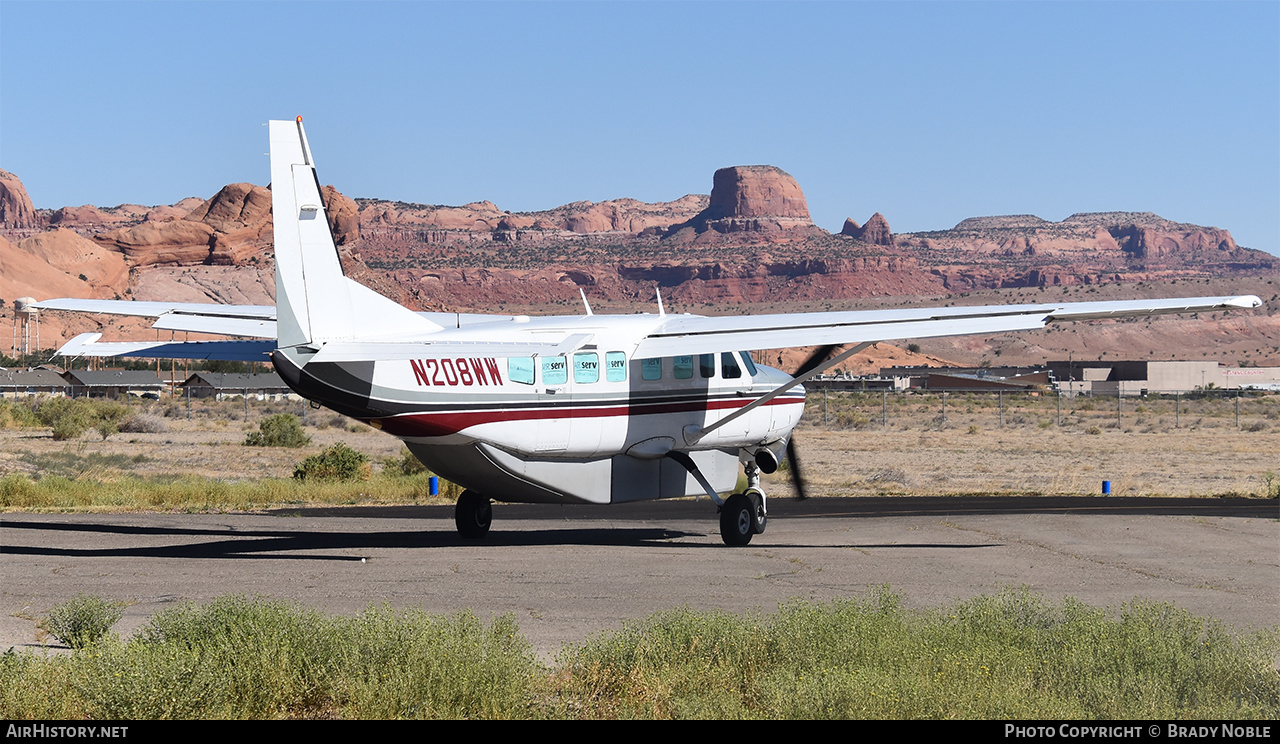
[785,344,839,501]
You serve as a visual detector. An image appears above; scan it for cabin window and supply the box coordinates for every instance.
[641,357,662,381]
[699,353,715,378]
[542,355,568,385]
[508,357,535,385]
[739,351,758,377]
[573,352,599,384]
[721,352,742,379]
[673,355,694,380]
[606,351,627,382]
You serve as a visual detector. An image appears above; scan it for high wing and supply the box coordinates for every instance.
[37,293,1263,362]
[633,295,1264,358]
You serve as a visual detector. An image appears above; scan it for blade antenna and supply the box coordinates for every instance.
[579,288,594,316]
[655,286,666,317]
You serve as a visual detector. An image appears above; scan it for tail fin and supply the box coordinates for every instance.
[269,118,440,349]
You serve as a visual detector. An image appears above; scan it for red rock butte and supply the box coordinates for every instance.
[708,165,811,221]
[0,169,41,230]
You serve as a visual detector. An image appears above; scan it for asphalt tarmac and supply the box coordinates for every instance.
[2,496,1276,658]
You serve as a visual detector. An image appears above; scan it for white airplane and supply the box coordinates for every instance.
[36,118,1264,545]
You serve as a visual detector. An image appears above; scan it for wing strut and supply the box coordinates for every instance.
[684,342,873,445]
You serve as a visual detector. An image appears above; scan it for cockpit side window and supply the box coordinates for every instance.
[738,351,758,377]
[721,352,742,379]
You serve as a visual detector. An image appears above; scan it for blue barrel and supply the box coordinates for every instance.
[429,476,439,496]
[1102,480,1111,495]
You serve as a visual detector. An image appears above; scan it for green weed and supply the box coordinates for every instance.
[243,414,311,448]
[40,595,124,650]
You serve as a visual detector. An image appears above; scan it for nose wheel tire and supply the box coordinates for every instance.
[720,493,758,546]
[455,490,492,539]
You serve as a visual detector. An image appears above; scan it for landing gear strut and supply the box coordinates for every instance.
[455,490,492,539]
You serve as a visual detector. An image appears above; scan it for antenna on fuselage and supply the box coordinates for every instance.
[655,286,666,317]
[579,288,593,316]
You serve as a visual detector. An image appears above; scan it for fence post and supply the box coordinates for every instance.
[941,391,947,425]
[882,390,888,428]
[1236,388,1240,430]
[999,391,1004,427]
[1175,391,1180,428]
[1056,389,1062,427]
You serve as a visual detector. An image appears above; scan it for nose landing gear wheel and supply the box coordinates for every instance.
[455,490,492,539]
[720,493,757,546]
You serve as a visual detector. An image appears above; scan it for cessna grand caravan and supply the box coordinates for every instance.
[36,118,1263,545]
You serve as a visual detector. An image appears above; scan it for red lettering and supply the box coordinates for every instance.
[427,359,443,386]
[441,359,459,386]
[457,358,474,386]
[410,359,430,386]
[468,358,488,385]
[485,358,501,384]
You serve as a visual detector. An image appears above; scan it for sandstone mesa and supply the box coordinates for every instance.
[1,162,1275,368]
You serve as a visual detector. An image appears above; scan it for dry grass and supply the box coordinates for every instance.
[781,391,1280,499]
[1,393,1276,512]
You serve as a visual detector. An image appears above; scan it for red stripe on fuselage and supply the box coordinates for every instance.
[375,394,803,438]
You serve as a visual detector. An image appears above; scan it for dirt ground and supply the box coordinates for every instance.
[2,393,1277,501]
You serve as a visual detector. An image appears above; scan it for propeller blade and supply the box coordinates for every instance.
[794,344,839,378]
[785,344,840,501]
[786,437,810,501]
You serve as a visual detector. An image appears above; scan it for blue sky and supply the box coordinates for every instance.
[2,1,1277,255]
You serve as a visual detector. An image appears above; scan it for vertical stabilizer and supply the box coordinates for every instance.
[269,118,440,349]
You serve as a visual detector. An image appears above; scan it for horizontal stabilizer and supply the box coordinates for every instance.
[56,333,274,362]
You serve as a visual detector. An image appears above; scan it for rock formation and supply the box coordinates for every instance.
[0,170,40,229]
[5,159,1275,366]
[11,229,128,291]
[667,166,817,238]
[842,212,892,246]
[707,166,811,221]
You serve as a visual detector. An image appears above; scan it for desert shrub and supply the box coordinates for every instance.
[119,413,169,434]
[293,443,370,482]
[0,399,40,429]
[92,402,130,441]
[34,398,95,441]
[385,446,428,476]
[41,594,124,649]
[31,398,130,441]
[66,597,538,719]
[243,413,311,448]
[1263,472,1279,499]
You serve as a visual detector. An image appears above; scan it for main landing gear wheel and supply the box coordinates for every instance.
[745,489,767,535]
[455,490,492,539]
[720,493,759,546]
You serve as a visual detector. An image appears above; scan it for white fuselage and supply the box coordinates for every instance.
[273,312,805,505]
